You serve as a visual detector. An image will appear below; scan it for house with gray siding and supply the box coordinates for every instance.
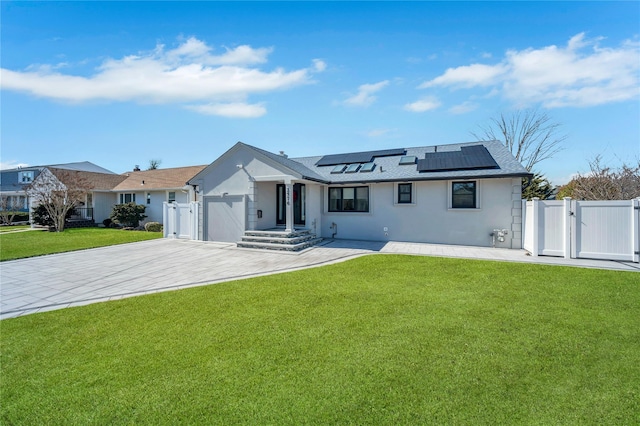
[1,162,120,224]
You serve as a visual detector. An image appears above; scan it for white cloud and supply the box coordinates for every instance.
[0,37,323,117]
[420,33,640,108]
[367,128,393,137]
[448,101,478,114]
[420,63,508,89]
[404,96,441,112]
[344,80,389,107]
[184,102,266,118]
[312,59,327,72]
[0,161,29,170]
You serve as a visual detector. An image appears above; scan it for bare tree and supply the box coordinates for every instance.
[561,156,640,200]
[26,168,91,232]
[147,159,162,170]
[471,109,566,171]
[0,196,20,225]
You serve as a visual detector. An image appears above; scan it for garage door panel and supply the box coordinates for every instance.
[205,196,245,242]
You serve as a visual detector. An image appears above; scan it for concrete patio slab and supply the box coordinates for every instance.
[1,238,637,320]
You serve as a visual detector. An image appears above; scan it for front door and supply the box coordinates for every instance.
[276,183,306,226]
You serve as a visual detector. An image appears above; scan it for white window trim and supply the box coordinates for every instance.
[119,193,137,204]
[448,180,481,210]
[18,171,34,183]
[394,182,416,206]
[167,191,176,203]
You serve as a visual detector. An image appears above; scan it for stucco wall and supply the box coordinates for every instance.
[305,183,323,236]
[320,178,518,248]
[198,149,292,197]
[255,182,277,229]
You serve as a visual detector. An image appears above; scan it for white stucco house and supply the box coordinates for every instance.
[188,140,531,250]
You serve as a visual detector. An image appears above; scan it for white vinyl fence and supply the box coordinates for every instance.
[523,198,640,263]
[163,202,199,240]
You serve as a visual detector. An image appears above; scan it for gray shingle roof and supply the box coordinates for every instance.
[288,140,530,184]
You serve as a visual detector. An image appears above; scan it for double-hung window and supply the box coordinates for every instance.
[18,171,34,183]
[451,181,477,209]
[119,193,136,204]
[329,186,369,212]
[397,183,412,204]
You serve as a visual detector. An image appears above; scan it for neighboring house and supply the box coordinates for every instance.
[28,167,128,227]
[0,162,119,220]
[2,161,206,227]
[112,165,207,225]
[188,140,531,248]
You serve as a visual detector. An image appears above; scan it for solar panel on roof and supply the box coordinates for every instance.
[316,148,406,166]
[416,145,499,173]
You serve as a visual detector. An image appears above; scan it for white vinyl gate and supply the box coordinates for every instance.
[163,202,198,240]
[523,198,640,263]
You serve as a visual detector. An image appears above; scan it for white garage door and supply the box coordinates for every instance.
[204,196,245,242]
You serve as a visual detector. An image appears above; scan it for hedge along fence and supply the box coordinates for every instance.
[0,212,30,224]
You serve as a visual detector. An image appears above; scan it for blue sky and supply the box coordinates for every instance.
[1,1,639,185]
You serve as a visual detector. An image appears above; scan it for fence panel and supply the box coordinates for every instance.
[538,201,565,257]
[572,200,636,261]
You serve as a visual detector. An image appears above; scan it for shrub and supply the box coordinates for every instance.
[32,204,72,227]
[110,203,147,228]
[13,212,29,222]
[144,222,163,232]
[102,218,112,228]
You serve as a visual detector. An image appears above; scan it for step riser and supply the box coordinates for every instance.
[241,235,316,245]
[237,238,323,252]
[238,229,321,251]
[244,230,312,238]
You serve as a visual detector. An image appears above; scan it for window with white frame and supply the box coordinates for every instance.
[451,181,477,209]
[119,193,136,204]
[18,171,34,183]
[168,191,176,203]
[329,186,369,212]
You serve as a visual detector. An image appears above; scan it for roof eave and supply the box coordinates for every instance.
[322,172,532,185]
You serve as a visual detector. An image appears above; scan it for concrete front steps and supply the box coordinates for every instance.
[237,229,322,252]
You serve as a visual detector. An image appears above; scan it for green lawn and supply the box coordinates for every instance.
[1,255,638,424]
[0,227,162,261]
[0,225,31,233]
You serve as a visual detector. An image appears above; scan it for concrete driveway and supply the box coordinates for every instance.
[2,238,637,319]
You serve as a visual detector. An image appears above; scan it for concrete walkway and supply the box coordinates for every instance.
[1,238,638,319]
